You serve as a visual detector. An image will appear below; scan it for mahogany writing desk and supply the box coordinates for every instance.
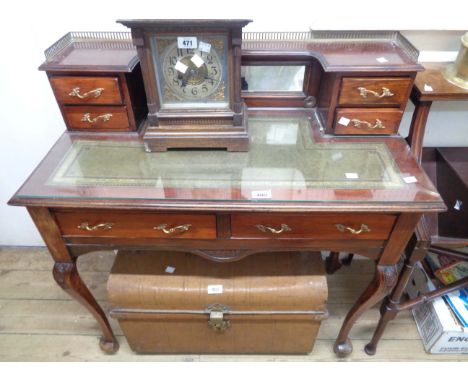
[9,30,446,357]
[9,110,444,356]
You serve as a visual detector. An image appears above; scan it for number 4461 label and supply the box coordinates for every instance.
[177,36,197,49]
[251,190,272,199]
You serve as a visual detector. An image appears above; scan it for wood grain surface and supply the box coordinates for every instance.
[338,77,412,106]
[334,108,403,135]
[50,76,122,105]
[231,213,396,240]
[62,106,130,130]
[55,211,217,240]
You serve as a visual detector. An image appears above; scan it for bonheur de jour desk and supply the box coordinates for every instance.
[9,109,444,356]
[9,29,445,357]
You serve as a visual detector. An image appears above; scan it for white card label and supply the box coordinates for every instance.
[177,36,197,49]
[454,200,463,211]
[174,61,188,74]
[424,84,434,92]
[332,152,343,161]
[198,41,211,53]
[190,54,204,68]
[403,176,418,184]
[165,266,176,274]
[345,172,359,179]
[376,56,389,63]
[338,117,350,126]
[207,284,223,294]
[251,190,272,199]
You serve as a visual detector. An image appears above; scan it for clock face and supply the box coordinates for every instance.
[151,35,229,109]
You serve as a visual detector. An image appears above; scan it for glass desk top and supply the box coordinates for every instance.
[11,110,443,211]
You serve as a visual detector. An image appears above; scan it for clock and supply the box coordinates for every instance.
[155,35,228,107]
[117,19,251,151]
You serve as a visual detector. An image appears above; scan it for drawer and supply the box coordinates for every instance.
[334,108,403,135]
[338,77,412,106]
[62,106,130,130]
[54,211,217,239]
[50,76,122,105]
[231,214,396,240]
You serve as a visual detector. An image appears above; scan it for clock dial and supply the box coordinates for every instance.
[152,35,229,108]
[163,45,223,100]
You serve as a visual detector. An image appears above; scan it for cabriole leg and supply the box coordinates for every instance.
[53,261,119,354]
[365,239,427,355]
[334,264,398,357]
[325,252,342,274]
[28,207,120,354]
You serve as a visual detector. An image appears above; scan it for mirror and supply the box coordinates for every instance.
[241,65,305,92]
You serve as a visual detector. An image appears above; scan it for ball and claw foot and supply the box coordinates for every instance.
[333,338,353,358]
[99,337,119,354]
[364,343,377,356]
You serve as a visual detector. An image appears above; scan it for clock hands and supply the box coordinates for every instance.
[177,71,193,88]
[171,50,221,97]
[202,74,221,84]
[176,67,221,89]
[177,74,188,88]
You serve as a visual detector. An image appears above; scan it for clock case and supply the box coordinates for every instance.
[118,19,252,152]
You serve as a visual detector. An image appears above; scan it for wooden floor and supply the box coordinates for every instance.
[0,246,466,362]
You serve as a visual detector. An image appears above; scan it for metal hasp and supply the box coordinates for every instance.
[206,303,231,332]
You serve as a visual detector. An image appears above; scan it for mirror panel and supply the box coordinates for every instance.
[241,66,306,92]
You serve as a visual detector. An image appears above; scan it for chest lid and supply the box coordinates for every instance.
[107,250,327,314]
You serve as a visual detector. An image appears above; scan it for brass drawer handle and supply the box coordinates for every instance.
[77,222,114,231]
[69,87,104,99]
[335,223,370,235]
[358,87,394,98]
[154,224,192,234]
[255,224,292,234]
[351,118,385,129]
[81,113,113,124]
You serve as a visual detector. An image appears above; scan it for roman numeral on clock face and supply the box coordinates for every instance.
[161,38,224,102]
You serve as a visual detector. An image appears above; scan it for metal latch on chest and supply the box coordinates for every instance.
[206,303,231,332]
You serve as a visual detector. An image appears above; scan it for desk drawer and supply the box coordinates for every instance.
[338,77,412,107]
[231,214,396,240]
[334,108,403,135]
[54,211,217,239]
[62,106,130,130]
[50,76,123,105]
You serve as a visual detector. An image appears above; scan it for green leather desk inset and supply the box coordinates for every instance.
[10,109,445,356]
